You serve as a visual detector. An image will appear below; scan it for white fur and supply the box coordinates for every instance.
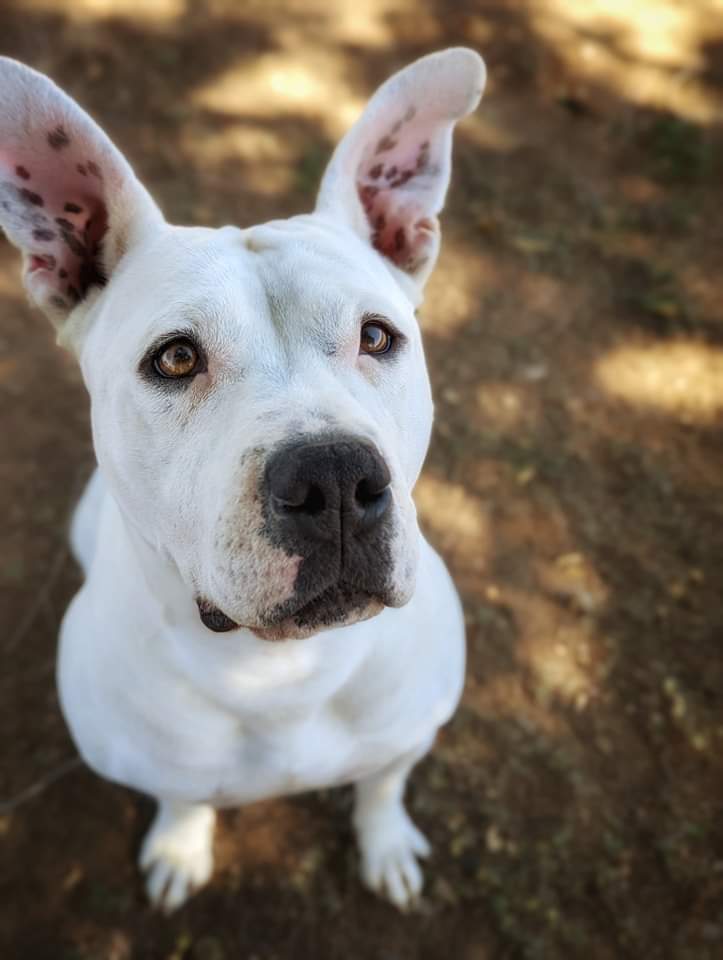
[1,48,485,910]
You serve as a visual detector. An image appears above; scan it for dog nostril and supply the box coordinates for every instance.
[355,477,391,525]
[274,482,326,516]
[298,484,326,516]
[355,477,386,506]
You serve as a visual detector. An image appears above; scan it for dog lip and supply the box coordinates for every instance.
[195,598,239,633]
[262,582,381,631]
[254,594,385,642]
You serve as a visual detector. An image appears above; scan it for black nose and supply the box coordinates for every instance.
[265,437,392,544]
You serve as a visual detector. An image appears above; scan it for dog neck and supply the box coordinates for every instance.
[95,480,203,633]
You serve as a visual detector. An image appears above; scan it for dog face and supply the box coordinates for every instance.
[82,218,433,639]
[0,50,485,639]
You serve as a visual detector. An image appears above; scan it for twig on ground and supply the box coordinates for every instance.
[0,755,82,815]
[5,542,69,654]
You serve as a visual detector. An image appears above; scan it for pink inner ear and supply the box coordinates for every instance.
[355,109,441,275]
[0,122,108,311]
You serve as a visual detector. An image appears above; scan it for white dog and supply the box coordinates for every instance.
[0,48,485,912]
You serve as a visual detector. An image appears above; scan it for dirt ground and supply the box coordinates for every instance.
[1,1,722,958]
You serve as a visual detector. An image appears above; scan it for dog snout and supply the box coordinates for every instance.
[265,437,392,544]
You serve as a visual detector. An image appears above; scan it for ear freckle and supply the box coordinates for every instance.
[47,125,71,150]
[375,135,397,154]
[60,229,87,257]
[20,188,44,206]
[390,169,414,188]
[358,184,380,212]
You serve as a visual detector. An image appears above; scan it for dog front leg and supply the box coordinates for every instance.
[352,741,434,910]
[139,798,216,912]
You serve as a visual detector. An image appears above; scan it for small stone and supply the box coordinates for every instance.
[486,824,504,853]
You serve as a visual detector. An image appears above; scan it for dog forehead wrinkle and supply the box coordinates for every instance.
[250,214,398,292]
[96,226,271,353]
[259,260,406,360]
[115,224,261,305]
[239,216,418,350]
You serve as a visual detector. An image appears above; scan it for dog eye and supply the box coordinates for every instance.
[360,319,393,356]
[153,338,200,379]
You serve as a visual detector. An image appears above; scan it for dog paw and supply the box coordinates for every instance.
[139,802,215,913]
[357,808,431,910]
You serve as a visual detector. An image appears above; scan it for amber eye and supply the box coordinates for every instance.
[360,319,393,356]
[153,339,200,379]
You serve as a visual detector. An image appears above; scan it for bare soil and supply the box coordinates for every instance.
[1,2,722,958]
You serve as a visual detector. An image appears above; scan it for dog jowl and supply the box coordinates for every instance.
[1,49,484,912]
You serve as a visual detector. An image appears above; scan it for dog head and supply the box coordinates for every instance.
[0,50,485,640]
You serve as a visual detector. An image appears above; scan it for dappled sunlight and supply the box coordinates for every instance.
[463,109,527,153]
[284,0,403,48]
[423,244,496,338]
[493,575,611,714]
[463,671,568,739]
[180,123,295,197]
[414,474,492,591]
[536,550,608,616]
[476,381,542,433]
[517,552,609,709]
[520,610,605,711]
[17,0,183,22]
[595,338,723,420]
[419,459,612,719]
[529,0,721,122]
[192,51,364,139]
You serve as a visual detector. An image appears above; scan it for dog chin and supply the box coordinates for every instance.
[196,594,388,641]
[197,572,417,640]
[251,598,385,642]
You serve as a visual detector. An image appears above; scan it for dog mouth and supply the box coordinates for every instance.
[195,583,383,638]
[195,599,239,633]
[255,585,384,641]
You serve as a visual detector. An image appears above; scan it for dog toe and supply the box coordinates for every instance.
[358,808,430,910]
[139,802,215,912]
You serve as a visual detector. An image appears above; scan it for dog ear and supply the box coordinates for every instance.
[0,57,162,330]
[315,48,485,302]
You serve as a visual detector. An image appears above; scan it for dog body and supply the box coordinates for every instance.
[62,468,463,807]
[0,48,485,910]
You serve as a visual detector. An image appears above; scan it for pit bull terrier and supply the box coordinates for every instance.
[0,47,485,911]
